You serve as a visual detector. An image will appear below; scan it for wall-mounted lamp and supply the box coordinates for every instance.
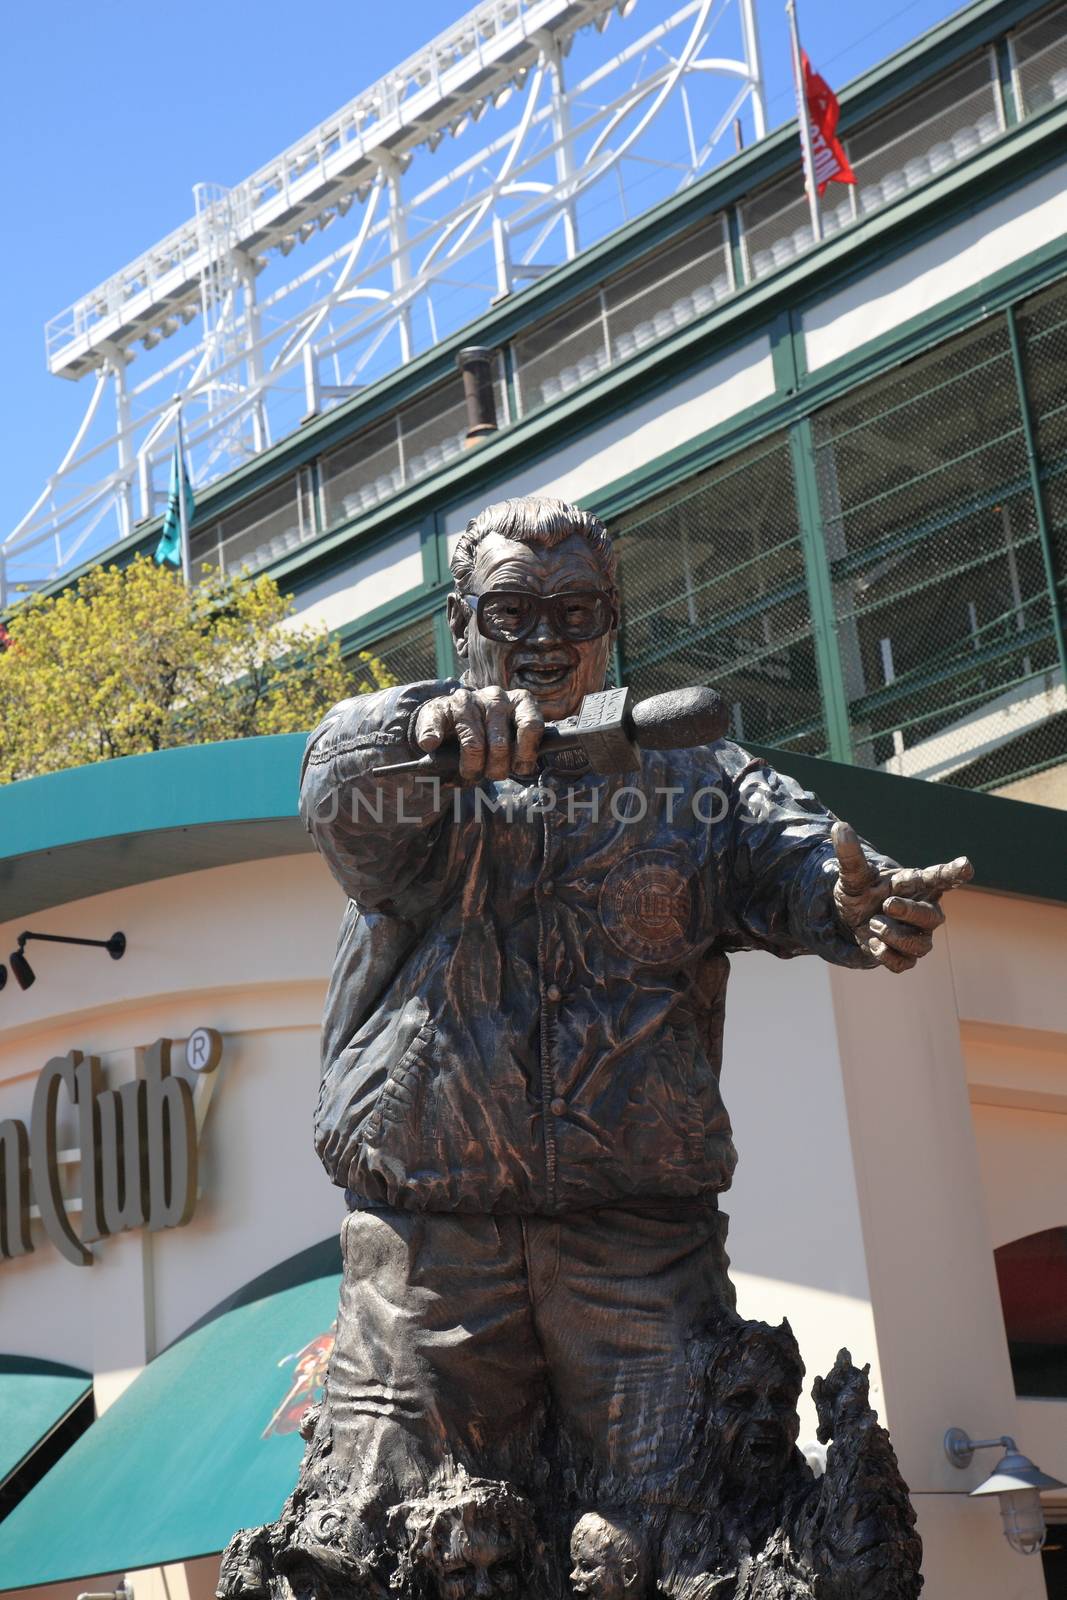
[2,930,126,992]
[945,1427,1066,1555]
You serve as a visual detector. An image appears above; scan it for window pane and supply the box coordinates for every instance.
[512,218,730,415]
[613,435,826,756]
[741,167,850,281]
[192,476,306,580]
[847,53,1000,219]
[739,53,1000,280]
[321,417,402,530]
[1018,275,1067,600]
[399,379,472,487]
[1011,0,1067,119]
[995,1228,1067,1399]
[320,373,506,531]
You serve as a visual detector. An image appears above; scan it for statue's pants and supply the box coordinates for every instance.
[323,1197,733,1509]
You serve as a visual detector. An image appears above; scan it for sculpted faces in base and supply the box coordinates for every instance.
[706,1322,805,1497]
[220,494,967,1598]
[396,1478,541,1599]
[569,1513,650,1599]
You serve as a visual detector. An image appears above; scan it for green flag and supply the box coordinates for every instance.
[154,440,195,568]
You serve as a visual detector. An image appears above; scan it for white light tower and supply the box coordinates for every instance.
[4,0,767,598]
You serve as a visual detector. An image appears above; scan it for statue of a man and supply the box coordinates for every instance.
[281,495,966,1579]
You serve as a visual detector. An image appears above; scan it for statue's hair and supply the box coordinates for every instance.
[706,1316,805,1398]
[450,495,618,594]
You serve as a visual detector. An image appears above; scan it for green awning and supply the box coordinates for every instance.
[0,1238,341,1590]
[0,1356,91,1492]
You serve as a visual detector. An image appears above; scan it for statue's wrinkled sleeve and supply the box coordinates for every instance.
[299,679,454,912]
[715,743,894,968]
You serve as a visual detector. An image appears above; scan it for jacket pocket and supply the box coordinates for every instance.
[614,1023,706,1178]
[361,1020,436,1150]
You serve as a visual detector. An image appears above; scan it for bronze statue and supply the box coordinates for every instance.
[221,496,971,1597]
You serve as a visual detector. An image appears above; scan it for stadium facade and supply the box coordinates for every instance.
[1,1,1066,1597]
[28,0,1067,809]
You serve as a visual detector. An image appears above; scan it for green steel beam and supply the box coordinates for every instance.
[789,420,854,764]
[1006,301,1067,694]
[433,608,458,679]
[726,207,747,304]
[995,34,1020,124]
[419,512,445,589]
[769,310,804,397]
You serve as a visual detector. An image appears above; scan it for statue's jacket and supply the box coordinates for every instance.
[301,679,887,1217]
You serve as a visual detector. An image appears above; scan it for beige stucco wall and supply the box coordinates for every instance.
[2,863,1064,1600]
[0,853,345,1394]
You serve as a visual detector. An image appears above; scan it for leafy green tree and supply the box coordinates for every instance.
[0,556,394,783]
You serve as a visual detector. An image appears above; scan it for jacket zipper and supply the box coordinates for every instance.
[537,802,558,1203]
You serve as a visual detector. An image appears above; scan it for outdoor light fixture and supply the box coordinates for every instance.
[945,1428,1066,1554]
[6,930,127,992]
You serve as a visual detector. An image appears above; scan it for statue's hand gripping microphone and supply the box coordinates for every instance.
[371,685,729,780]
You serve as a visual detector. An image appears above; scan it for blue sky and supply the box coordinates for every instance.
[0,0,964,554]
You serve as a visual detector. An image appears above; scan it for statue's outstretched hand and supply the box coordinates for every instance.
[831,821,973,974]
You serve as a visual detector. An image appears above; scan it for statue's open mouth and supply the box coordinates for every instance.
[744,1432,784,1462]
[508,657,575,693]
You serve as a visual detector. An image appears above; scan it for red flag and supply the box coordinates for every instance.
[802,52,855,194]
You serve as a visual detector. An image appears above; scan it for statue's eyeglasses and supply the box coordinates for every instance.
[466,588,617,643]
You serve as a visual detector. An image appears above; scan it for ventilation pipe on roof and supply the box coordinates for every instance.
[456,346,498,445]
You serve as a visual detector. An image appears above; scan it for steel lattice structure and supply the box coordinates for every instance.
[6,0,765,596]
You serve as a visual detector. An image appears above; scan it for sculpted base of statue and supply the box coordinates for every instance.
[221,1319,922,1599]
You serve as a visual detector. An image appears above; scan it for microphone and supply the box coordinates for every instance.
[371,685,729,779]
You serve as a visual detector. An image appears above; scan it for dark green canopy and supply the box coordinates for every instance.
[0,1239,341,1590]
[0,1355,91,1495]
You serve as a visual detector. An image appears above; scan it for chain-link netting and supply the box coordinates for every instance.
[1003,274,1067,801]
[612,435,827,756]
[847,51,1001,210]
[349,614,441,694]
[740,52,1002,281]
[1021,278,1067,595]
[321,380,468,529]
[811,312,1066,797]
[1010,0,1067,118]
[191,473,313,580]
[320,365,506,531]
[512,218,730,416]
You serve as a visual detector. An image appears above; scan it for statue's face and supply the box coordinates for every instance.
[448,531,613,721]
[569,1516,642,1600]
[710,1346,801,1491]
[430,1516,522,1599]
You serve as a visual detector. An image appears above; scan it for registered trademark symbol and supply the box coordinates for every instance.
[186,1026,223,1074]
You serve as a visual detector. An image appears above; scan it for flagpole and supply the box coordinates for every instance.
[174,394,191,587]
[785,0,823,244]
